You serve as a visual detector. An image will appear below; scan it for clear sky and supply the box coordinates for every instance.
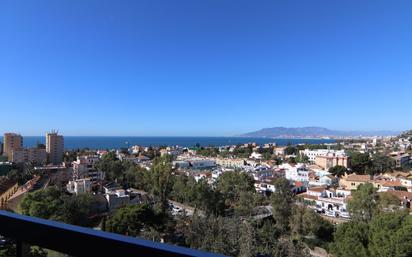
[1,0,411,136]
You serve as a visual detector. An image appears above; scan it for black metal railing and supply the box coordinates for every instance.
[0,210,226,257]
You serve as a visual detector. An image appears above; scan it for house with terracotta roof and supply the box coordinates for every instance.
[374,179,404,192]
[380,191,412,210]
[339,173,372,190]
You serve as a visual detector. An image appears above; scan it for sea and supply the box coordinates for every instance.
[0,136,335,150]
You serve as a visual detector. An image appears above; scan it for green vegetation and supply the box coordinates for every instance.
[105,204,173,241]
[9,152,412,257]
[331,210,412,257]
[331,183,411,257]
[348,151,396,175]
[328,165,348,177]
[20,187,104,227]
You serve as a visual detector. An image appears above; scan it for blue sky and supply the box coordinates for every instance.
[1,0,411,136]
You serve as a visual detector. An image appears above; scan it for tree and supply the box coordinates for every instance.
[284,146,297,155]
[368,211,408,257]
[329,165,348,177]
[238,221,256,257]
[20,187,104,227]
[215,171,255,209]
[369,153,395,175]
[255,220,279,255]
[393,216,412,257]
[271,178,293,233]
[234,191,256,217]
[287,157,296,164]
[60,193,103,227]
[330,221,370,257]
[184,215,240,256]
[290,206,333,242]
[106,204,159,237]
[347,183,378,222]
[348,152,371,174]
[20,186,65,220]
[295,153,309,163]
[149,155,174,213]
[273,236,309,257]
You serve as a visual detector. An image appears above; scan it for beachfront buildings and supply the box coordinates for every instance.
[2,133,23,161]
[46,132,64,165]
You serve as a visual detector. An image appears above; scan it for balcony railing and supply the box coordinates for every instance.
[0,210,226,257]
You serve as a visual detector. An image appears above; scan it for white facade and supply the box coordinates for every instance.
[300,149,347,163]
[66,178,92,195]
[106,189,130,210]
[72,155,104,181]
[281,163,309,183]
[250,152,262,160]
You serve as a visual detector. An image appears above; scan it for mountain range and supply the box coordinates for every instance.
[240,127,400,138]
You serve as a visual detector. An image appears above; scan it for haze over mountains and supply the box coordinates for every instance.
[240,127,400,138]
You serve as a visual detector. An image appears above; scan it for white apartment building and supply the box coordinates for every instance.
[106,189,130,210]
[281,163,310,183]
[72,155,105,181]
[66,178,92,195]
[300,149,347,163]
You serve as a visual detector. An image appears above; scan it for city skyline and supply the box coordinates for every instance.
[1,0,412,136]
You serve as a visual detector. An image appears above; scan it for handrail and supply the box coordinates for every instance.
[0,210,226,257]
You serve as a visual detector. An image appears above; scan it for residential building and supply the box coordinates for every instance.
[66,178,92,195]
[11,148,47,164]
[281,163,310,183]
[250,152,262,160]
[339,173,372,190]
[46,132,64,165]
[315,154,350,170]
[300,187,351,217]
[106,189,130,210]
[300,149,350,169]
[252,166,273,181]
[189,159,216,169]
[393,154,411,168]
[308,173,337,187]
[274,147,286,156]
[214,158,246,168]
[3,133,23,161]
[72,155,104,181]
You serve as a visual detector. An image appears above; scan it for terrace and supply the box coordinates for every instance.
[0,210,225,257]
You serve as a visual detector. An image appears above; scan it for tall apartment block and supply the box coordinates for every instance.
[3,133,23,161]
[46,131,64,165]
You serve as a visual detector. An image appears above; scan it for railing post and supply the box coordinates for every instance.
[16,240,30,257]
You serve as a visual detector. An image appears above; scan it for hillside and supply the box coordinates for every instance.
[240,126,399,138]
